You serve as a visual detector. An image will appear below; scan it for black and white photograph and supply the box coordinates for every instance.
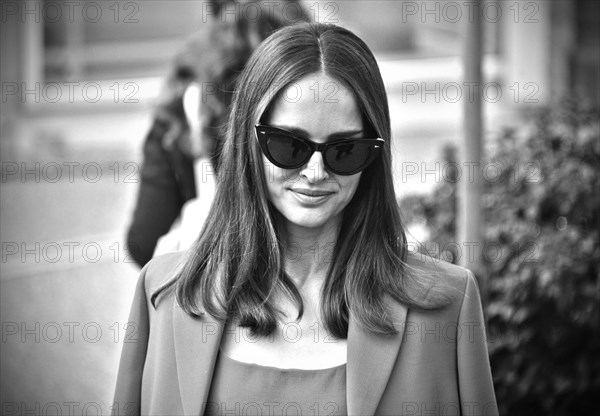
[1,1,598,415]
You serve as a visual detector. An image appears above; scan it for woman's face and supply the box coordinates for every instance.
[261,73,364,232]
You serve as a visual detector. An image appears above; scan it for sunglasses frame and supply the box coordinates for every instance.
[255,124,384,176]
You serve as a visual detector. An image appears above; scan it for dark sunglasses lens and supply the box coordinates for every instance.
[325,141,376,174]
[267,133,311,167]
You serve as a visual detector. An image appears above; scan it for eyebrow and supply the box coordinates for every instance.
[274,125,364,140]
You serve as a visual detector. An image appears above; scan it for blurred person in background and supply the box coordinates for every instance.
[112,23,497,415]
[126,0,310,267]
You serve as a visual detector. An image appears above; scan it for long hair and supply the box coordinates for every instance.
[153,0,310,172]
[152,23,450,338]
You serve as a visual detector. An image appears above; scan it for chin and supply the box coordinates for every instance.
[287,211,336,230]
[299,221,329,230]
[289,217,326,229]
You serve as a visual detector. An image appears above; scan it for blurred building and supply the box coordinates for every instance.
[2,1,598,103]
[2,0,598,163]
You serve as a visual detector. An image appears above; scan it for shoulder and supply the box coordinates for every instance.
[404,251,478,310]
[139,251,187,299]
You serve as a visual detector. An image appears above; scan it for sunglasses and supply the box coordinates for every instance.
[255,124,384,176]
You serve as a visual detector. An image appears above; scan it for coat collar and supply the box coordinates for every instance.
[172,297,407,416]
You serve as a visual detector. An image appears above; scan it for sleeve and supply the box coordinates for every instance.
[126,120,187,267]
[457,270,499,416]
[111,264,151,416]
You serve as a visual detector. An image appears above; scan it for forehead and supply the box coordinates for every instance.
[264,73,364,137]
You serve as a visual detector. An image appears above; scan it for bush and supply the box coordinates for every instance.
[399,102,600,415]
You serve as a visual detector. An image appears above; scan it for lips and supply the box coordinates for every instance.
[289,188,335,205]
[290,188,335,197]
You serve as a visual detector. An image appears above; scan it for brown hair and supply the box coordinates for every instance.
[152,23,450,338]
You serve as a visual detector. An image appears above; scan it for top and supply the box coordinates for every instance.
[204,350,347,416]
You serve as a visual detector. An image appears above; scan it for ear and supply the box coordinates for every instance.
[182,82,205,157]
[183,82,202,134]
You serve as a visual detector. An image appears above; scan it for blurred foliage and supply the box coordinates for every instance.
[399,101,600,414]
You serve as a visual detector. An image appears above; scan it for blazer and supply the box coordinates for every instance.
[111,251,498,416]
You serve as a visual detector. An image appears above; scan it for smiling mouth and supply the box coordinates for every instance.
[291,189,335,197]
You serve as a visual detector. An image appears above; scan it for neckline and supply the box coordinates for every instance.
[218,349,347,372]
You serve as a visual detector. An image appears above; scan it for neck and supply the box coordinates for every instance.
[280,218,340,290]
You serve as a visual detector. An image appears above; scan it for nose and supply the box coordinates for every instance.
[300,151,329,183]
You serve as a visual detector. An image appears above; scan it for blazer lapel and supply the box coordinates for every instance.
[173,301,224,416]
[171,294,407,416]
[347,296,407,416]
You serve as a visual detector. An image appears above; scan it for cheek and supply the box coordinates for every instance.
[335,174,362,210]
[263,160,297,198]
[262,158,280,189]
[264,159,301,186]
[342,174,361,199]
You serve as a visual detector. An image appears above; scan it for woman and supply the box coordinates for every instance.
[126,0,310,267]
[112,23,498,416]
